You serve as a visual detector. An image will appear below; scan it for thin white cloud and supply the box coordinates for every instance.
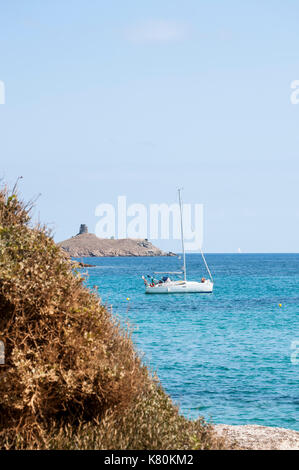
[125,19,188,44]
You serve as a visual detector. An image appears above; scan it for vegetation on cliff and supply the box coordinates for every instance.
[0,185,227,450]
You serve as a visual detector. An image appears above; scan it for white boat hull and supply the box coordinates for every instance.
[145,280,213,294]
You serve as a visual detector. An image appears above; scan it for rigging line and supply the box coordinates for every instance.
[200,248,213,282]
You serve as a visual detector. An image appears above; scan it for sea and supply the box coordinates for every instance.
[75,253,299,431]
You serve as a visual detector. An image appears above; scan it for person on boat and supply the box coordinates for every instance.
[201,277,206,283]
[158,276,170,284]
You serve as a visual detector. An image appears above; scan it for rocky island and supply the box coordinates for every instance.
[58,224,176,258]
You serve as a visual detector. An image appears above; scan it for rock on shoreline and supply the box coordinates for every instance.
[58,228,175,258]
[214,424,299,450]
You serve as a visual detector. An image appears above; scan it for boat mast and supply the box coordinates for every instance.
[178,188,187,282]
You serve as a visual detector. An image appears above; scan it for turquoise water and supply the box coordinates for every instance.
[77,254,299,430]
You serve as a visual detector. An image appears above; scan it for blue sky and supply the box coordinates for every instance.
[0,0,298,252]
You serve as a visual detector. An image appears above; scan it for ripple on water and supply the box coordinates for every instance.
[80,254,299,430]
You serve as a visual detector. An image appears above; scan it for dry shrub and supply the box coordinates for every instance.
[0,186,228,449]
[38,381,227,450]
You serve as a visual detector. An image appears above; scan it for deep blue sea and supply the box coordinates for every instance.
[76,254,299,431]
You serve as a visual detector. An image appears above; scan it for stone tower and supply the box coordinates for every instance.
[78,224,88,235]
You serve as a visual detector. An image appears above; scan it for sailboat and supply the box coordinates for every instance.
[142,189,214,294]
